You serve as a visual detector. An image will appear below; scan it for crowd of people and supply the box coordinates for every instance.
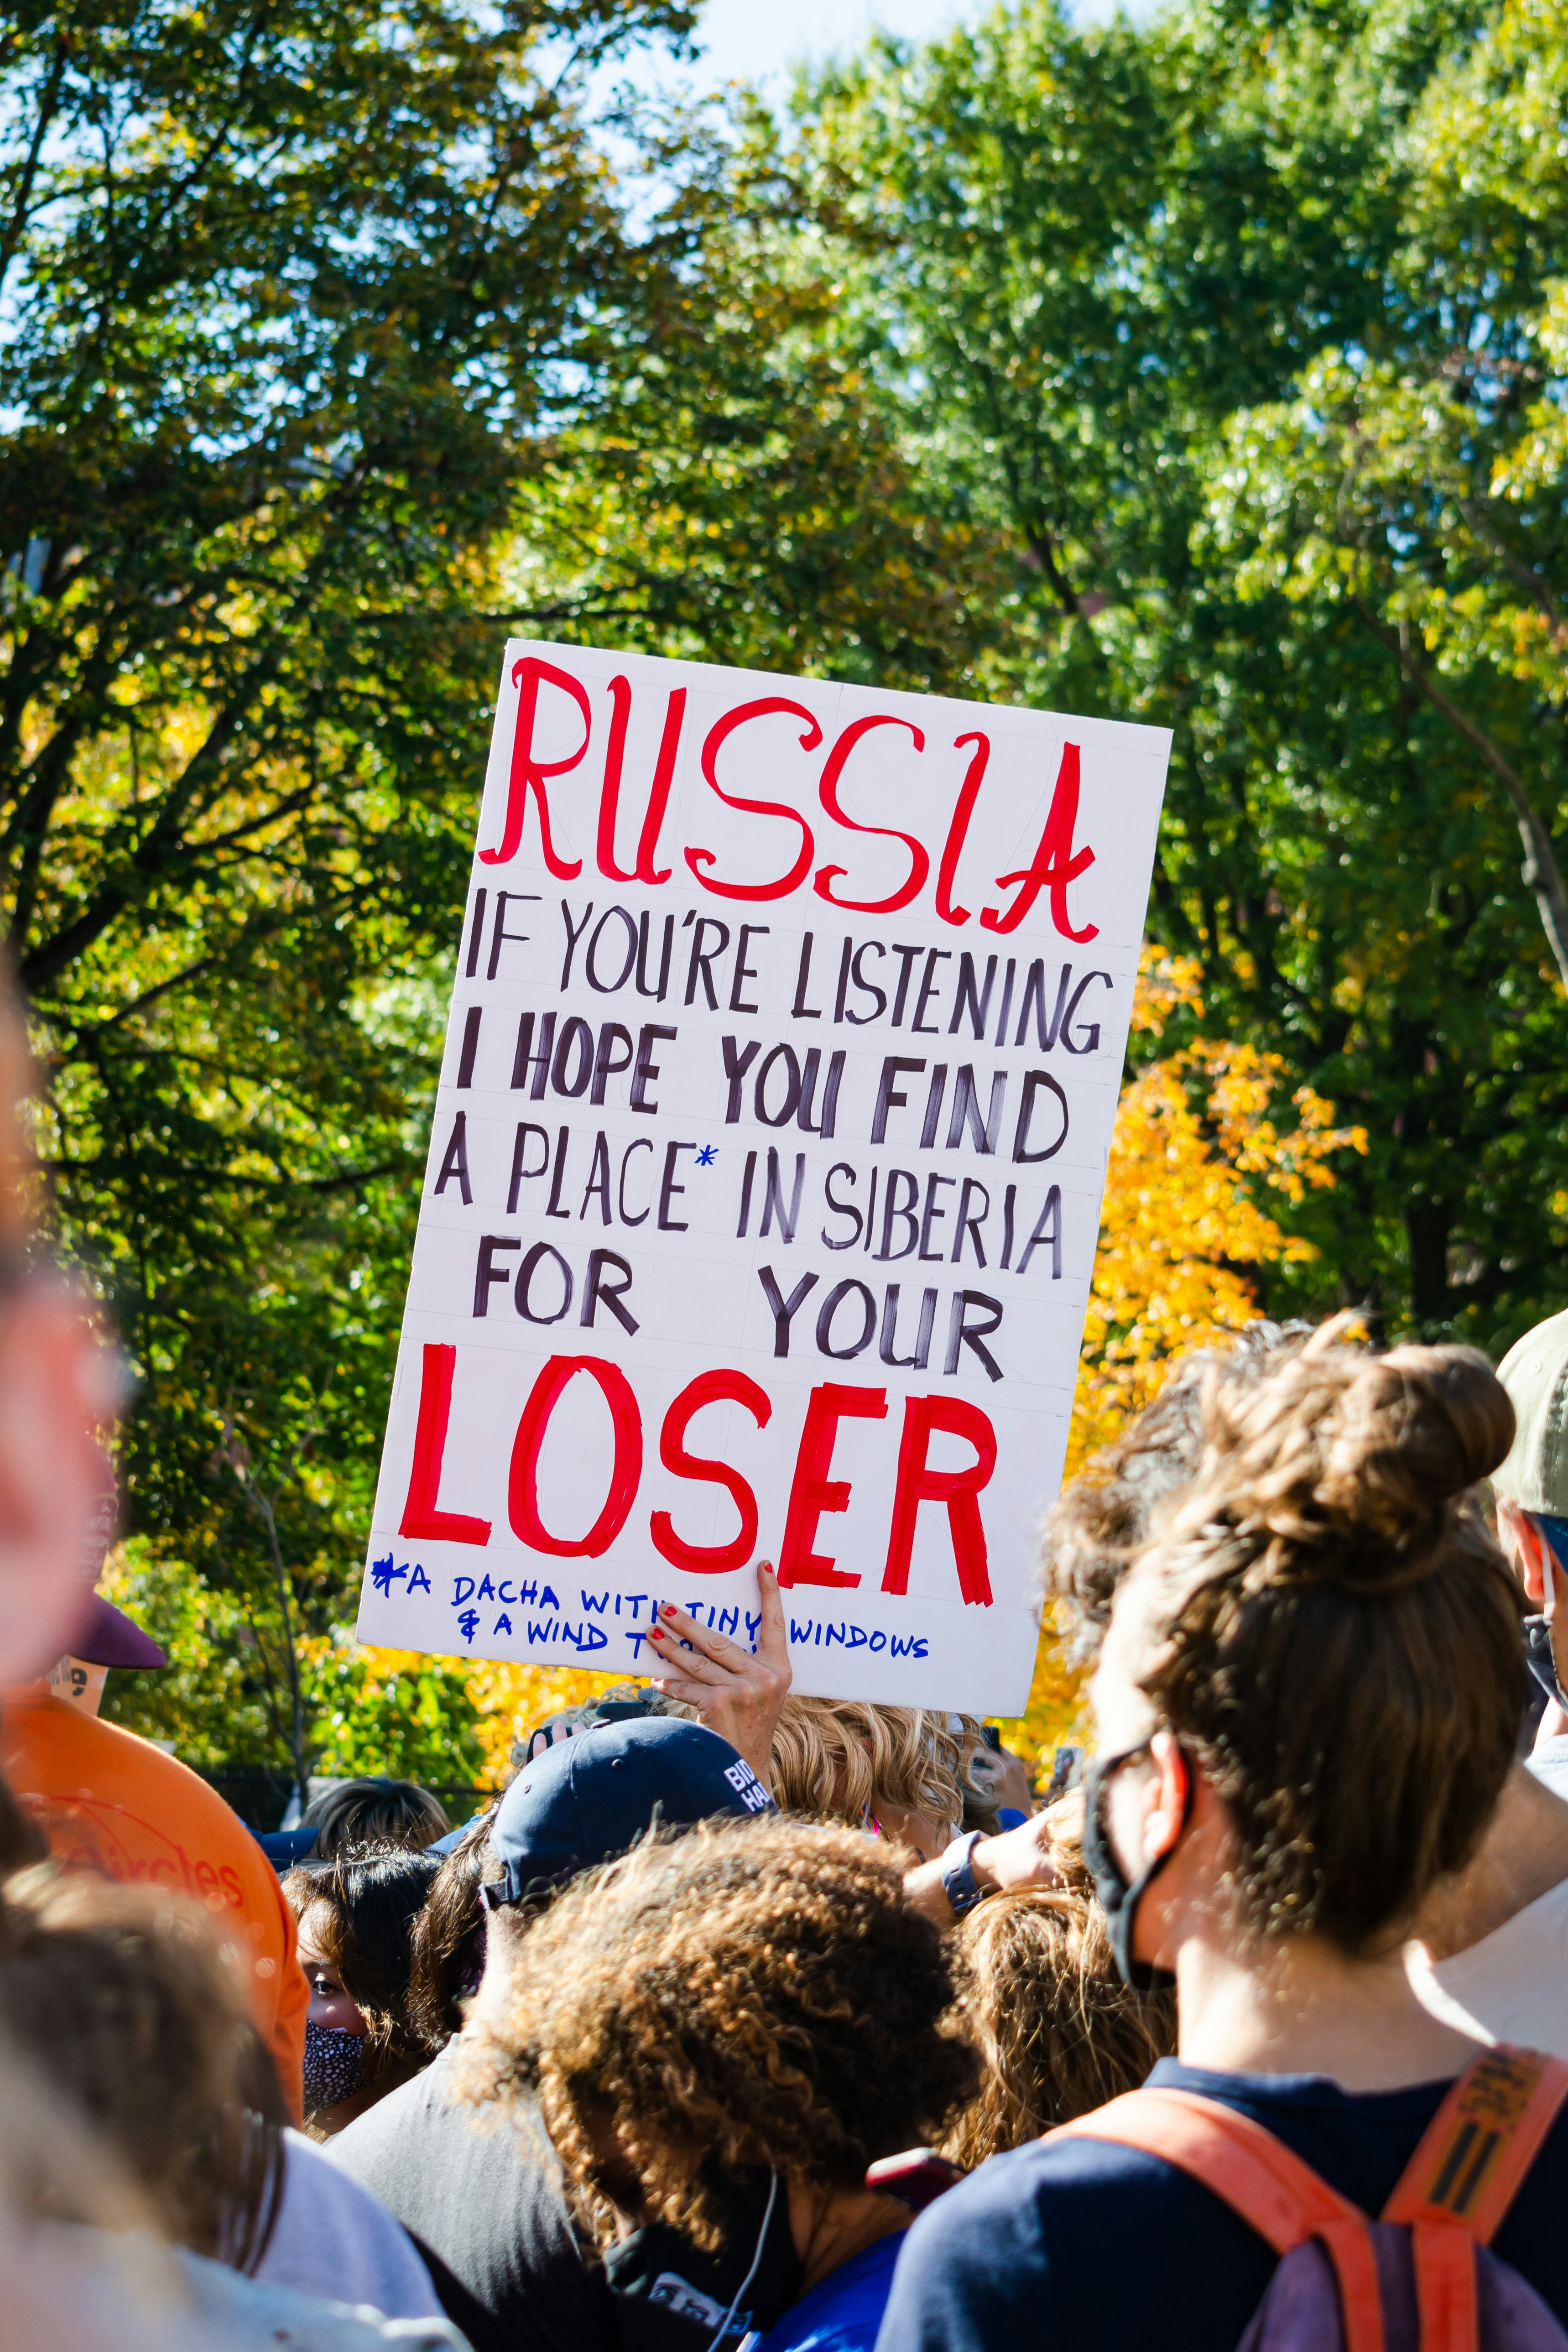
[2,980,1568,2352]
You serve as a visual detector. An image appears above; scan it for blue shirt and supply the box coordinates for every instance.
[875,2059,1568,2352]
[755,2232,906,2352]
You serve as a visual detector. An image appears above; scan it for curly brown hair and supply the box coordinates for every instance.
[459,1818,979,2250]
[944,1889,1175,2167]
[1123,1329,1526,1951]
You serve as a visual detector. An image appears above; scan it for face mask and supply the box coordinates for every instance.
[602,2165,802,2352]
[1081,1740,1190,1994]
[303,2018,365,2114]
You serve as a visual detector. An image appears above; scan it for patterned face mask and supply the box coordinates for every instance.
[303,2018,365,2115]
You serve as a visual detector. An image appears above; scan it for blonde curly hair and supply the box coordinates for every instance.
[943,1888,1174,2168]
[457,1817,978,2251]
[768,1696,971,1837]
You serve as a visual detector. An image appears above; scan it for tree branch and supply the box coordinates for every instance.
[0,32,70,299]
[1351,596,1568,997]
[1456,497,1568,650]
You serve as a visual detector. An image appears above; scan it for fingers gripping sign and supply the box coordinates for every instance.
[645,1562,791,1791]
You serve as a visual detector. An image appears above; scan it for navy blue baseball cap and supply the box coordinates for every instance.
[482,1716,775,1909]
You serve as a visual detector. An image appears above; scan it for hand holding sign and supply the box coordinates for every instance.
[645,1561,791,1789]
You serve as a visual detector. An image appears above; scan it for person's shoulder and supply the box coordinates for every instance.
[1450,1871,1568,1967]
[328,2063,446,2167]
[1527,1740,1568,1806]
[891,2130,1187,2291]
[880,2112,1297,2352]
[331,2053,555,2182]
[1503,1872,1568,1945]
[875,2140,1161,2352]
[286,2126,419,2223]
[1421,1882,1568,2056]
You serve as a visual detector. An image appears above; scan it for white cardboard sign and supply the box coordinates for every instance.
[356,643,1169,1713]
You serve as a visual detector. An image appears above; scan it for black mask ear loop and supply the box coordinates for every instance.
[1524,1617,1568,1715]
[1082,1740,1194,1994]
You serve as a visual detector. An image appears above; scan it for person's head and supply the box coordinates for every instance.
[944,1887,1175,2167]
[481,1714,774,1915]
[408,1812,493,2052]
[1046,1320,1311,1663]
[283,1843,438,2126]
[0,1869,286,2267]
[1087,1329,1526,1978]
[769,1697,965,1859]
[300,1775,450,1860]
[463,1817,978,2251]
[1490,1307,1568,1613]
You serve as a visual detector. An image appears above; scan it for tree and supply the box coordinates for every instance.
[1206,0,1568,993]
[3,0,1027,1749]
[49,0,1568,1777]
[782,0,1568,1346]
[505,144,1015,690]
[0,0,706,1669]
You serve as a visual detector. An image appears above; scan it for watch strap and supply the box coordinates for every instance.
[940,1828,987,1919]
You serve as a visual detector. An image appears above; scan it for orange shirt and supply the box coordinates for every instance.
[1,1691,306,2118]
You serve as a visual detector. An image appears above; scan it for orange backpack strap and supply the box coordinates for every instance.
[1378,2046,1568,2352]
[1382,2046,1568,2239]
[1053,2090,1387,2352]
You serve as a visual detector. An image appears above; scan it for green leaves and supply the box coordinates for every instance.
[19,0,1568,1794]
[0,0,700,1774]
[770,0,1568,1343]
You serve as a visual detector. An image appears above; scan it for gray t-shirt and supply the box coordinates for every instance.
[326,2046,615,2352]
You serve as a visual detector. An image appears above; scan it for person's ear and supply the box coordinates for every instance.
[1499,1497,1548,1607]
[1544,1541,1568,1626]
[1143,1730,1190,1863]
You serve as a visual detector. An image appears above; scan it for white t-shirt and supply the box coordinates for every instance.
[252,2130,445,2321]
[1410,1876,1568,2058]
[1529,1735,1568,1806]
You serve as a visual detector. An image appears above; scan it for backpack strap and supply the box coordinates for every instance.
[1053,2089,1387,2352]
[1379,2046,1568,2352]
[1382,2046,1568,2239]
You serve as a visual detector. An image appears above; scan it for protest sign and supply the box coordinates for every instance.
[356,643,1170,1713]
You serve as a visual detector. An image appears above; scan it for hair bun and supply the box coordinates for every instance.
[1176,1333,1515,1590]
[1322,1345,1513,1513]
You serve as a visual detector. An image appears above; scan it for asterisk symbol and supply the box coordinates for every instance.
[695,1144,717,1167]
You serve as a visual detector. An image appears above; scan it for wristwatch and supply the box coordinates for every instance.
[939,1828,989,1919]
